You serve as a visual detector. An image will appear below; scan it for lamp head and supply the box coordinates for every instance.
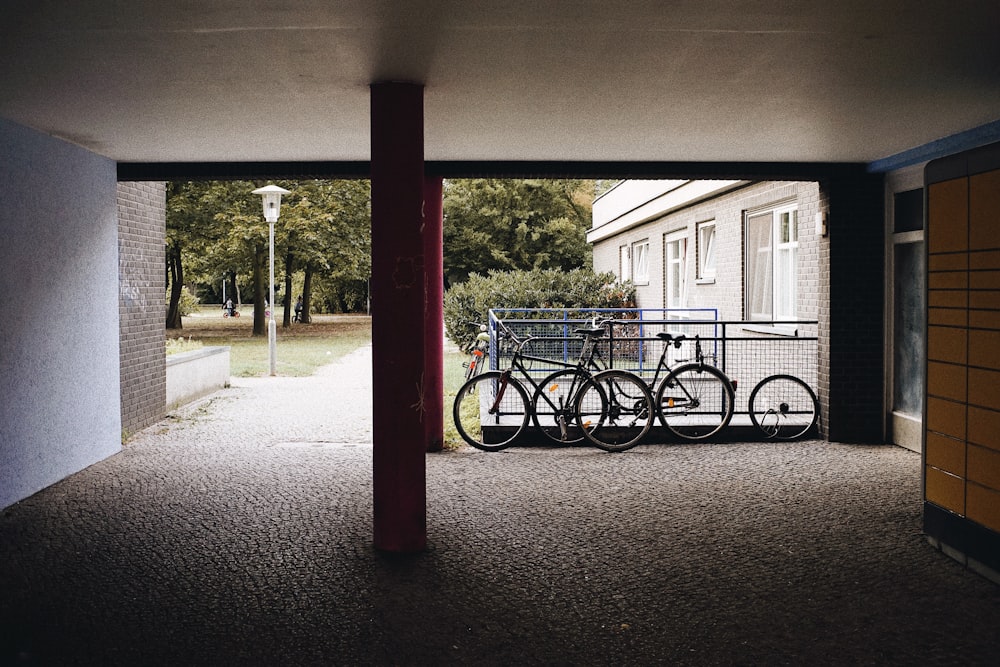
[252,185,291,222]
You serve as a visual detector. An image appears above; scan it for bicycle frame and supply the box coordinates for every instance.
[488,321,609,418]
[638,333,736,419]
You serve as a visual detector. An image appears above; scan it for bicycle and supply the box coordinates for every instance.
[652,332,736,441]
[461,323,491,382]
[452,318,615,451]
[748,374,819,440]
[572,366,655,452]
[577,328,735,449]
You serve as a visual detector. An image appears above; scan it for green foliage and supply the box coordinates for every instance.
[283,180,371,282]
[166,286,200,317]
[594,179,621,198]
[312,277,369,313]
[166,179,372,326]
[443,268,636,349]
[443,179,595,285]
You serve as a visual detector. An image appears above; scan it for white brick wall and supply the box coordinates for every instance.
[593,181,823,330]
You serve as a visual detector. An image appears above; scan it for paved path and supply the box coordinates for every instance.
[2,346,999,665]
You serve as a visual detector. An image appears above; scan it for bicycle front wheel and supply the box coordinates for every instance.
[748,374,819,440]
[453,371,529,451]
[531,369,596,444]
[576,370,653,452]
[656,364,734,441]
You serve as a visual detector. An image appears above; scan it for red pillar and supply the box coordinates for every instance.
[423,177,444,453]
[370,82,426,552]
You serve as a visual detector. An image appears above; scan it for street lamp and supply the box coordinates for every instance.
[252,184,290,376]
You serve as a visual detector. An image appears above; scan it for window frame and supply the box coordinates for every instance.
[696,220,717,283]
[631,239,650,285]
[619,245,631,282]
[664,230,687,310]
[743,202,799,330]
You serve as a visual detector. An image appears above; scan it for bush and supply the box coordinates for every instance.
[443,268,635,350]
[313,277,369,314]
[167,287,201,317]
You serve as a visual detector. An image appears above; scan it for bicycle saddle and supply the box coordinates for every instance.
[656,331,687,346]
[574,326,606,338]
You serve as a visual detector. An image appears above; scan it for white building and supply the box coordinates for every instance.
[588,179,824,408]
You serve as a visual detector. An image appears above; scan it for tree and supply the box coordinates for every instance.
[442,179,594,285]
[166,179,373,333]
[165,181,233,329]
[279,180,371,323]
[166,180,273,334]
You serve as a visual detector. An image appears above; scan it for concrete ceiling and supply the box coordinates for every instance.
[2,1,999,165]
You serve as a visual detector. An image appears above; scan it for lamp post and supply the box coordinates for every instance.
[252,184,290,376]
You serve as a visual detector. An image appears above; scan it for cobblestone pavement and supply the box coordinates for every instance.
[2,345,999,666]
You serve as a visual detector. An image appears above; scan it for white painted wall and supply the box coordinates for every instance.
[0,118,122,508]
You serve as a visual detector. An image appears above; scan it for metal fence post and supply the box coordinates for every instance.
[720,321,727,375]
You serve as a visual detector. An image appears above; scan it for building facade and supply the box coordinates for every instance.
[589,179,824,415]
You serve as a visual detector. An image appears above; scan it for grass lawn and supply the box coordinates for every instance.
[443,348,470,449]
[173,305,471,449]
[172,306,372,377]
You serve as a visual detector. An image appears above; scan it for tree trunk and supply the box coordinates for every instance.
[282,251,294,328]
[302,265,313,324]
[252,244,266,337]
[166,243,184,330]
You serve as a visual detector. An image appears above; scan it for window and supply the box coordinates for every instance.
[619,245,630,281]
[631,240,650,284]
[665,231,687,309]
[696,221,716,280]
[745,204,797,321]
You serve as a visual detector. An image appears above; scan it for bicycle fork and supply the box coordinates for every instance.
[489,370,512,415]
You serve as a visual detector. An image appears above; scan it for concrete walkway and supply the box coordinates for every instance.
[1,346,998,665]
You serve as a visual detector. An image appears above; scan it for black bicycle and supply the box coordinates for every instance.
[651,332,736,441]
[577,329,735,450]
[452,318,613,451]
[572,366,655,452]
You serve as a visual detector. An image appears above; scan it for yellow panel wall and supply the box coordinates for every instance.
[926,168,1000,534]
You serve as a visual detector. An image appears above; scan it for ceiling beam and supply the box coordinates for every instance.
[118,160,870,182]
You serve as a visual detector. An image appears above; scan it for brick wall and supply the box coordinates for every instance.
[819,172,885,443]
[593,181,820,325]
[118,181,166,436]
[591,180,826,420]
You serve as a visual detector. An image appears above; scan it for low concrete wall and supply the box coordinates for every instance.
[166,346,230,411]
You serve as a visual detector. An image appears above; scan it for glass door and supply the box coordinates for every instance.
[889,187,925,451]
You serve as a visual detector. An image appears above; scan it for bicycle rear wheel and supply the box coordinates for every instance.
[531,369,596,444]
[656,363,734,441]
[576,370,653,452]
[748,374,819,440]
[453,371,529,451]
[463,348,486,382]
